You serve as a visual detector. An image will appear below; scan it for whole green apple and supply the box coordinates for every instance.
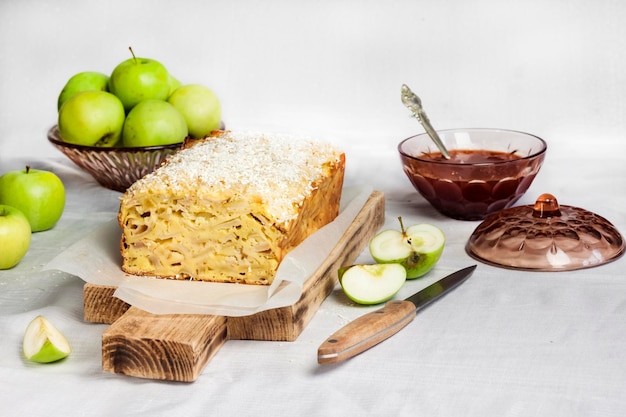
[167,74,182,97]
[0,166,65,232]
[58,90,125,147]
[122,99,188,147]
[57,71,109,111]
[168,84,222,138]
[0,205,31,269]
[109,50,170,112]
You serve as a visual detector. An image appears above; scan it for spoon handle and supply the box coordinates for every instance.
[401,84,451,159]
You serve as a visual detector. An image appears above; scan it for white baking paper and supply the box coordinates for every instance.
[44,185,373,316]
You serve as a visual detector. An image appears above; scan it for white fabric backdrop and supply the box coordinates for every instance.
[1,1,625,416]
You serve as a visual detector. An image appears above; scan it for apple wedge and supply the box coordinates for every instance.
[23,315,71,363]
[339,263,407,305]
[369,218,445,279]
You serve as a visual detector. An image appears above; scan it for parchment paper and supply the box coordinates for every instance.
[44,186,373,316]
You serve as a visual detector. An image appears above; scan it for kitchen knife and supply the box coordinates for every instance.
[317,264,476,364]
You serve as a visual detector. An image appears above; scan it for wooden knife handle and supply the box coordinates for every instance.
[317,300,417,364]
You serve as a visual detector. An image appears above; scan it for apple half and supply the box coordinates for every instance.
[23,315,71,363]
[369,219,445,279]
[339,263,407,305]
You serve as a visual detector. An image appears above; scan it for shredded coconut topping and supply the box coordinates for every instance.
[124,131,343,222]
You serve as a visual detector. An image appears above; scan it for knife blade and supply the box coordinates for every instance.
[317,264,476,364]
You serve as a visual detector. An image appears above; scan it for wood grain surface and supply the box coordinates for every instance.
[84,190,385,382]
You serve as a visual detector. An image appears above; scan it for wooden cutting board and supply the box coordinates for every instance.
[83,190,385,382]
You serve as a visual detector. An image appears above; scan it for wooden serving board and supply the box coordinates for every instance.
[83,190,385,382]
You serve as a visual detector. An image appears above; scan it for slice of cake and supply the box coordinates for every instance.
[117,130,345,285]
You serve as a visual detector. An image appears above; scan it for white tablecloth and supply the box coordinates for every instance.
[1,1,626,416]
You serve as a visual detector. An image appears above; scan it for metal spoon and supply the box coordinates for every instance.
[401,84,450,159]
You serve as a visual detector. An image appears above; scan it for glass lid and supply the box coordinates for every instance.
[466,193,625,271]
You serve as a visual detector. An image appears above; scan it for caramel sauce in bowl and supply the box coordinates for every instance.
[398,128,547,220]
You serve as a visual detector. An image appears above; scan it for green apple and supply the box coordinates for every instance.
[369,218,445,279]
[121,99,188,147]
[109,48,170,112]
[338,263,407,305]
[0,205,31,269]
[168,84,222,138]
[0,166,65,232]
[23,315,71,363]
[57,71,109,111]
[58,90,125,147]
[167,74,182,96]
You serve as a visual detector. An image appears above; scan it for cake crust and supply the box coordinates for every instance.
[118,130,345,285]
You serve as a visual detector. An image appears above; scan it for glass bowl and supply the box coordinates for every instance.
[398,128,547,220]
[466,193,624,271]
[48,125,184,192]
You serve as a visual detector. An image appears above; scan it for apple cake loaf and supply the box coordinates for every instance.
[117,130,345,285]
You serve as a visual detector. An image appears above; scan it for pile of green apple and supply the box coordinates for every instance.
[0,166,65,270]
[339,218,445,305]
[57,47,222,147]
[0,168,70,363]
